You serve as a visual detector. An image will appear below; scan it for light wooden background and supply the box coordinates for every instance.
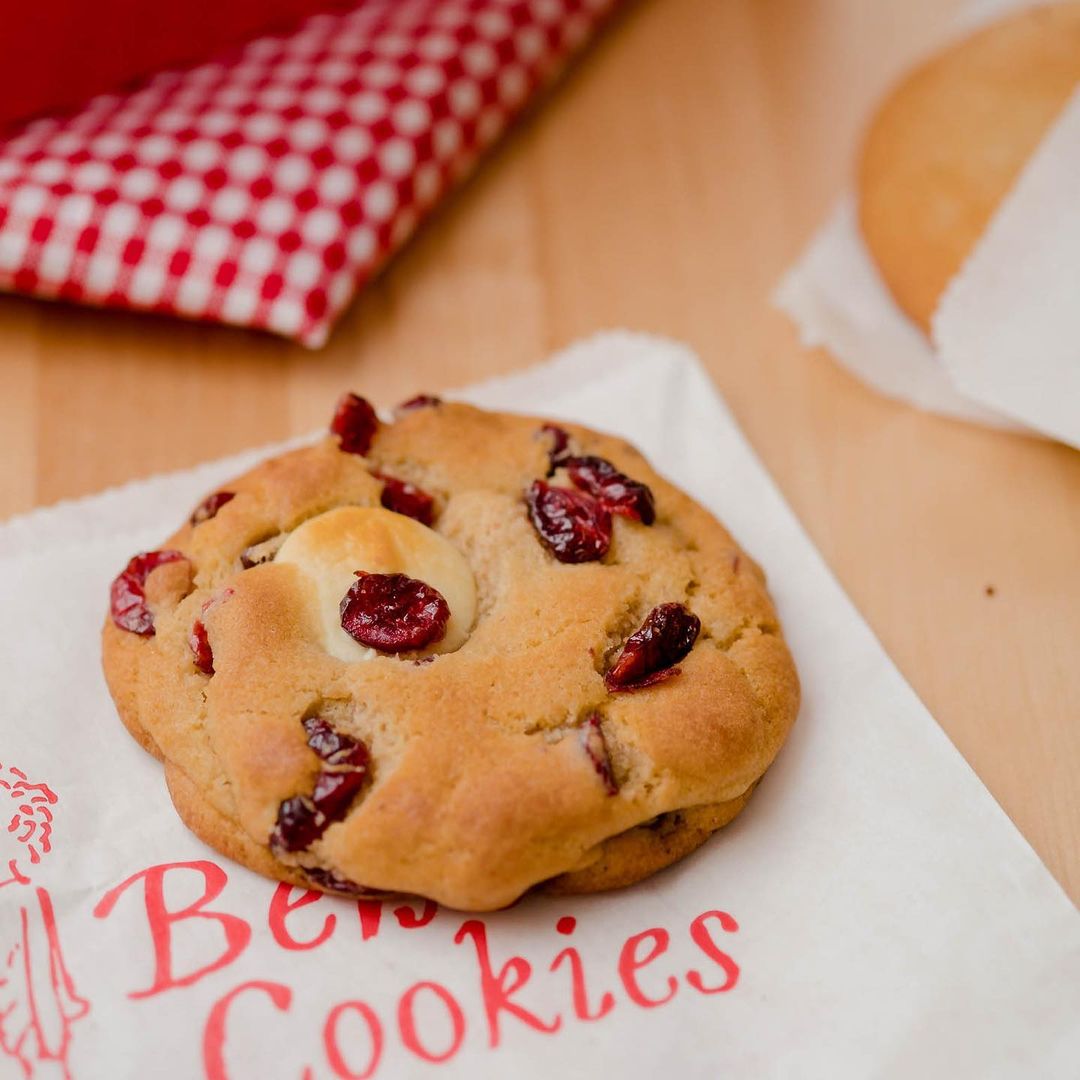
[1,0,1077,901]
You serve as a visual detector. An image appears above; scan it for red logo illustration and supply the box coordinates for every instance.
[0,762,89,1079]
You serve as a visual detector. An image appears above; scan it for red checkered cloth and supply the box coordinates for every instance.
[0,0,620,347]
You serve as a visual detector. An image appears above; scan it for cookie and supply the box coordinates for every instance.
[858,2,1080,333]
[102,394,799,911]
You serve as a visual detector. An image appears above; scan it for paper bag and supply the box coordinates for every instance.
[1,333,1077,1078]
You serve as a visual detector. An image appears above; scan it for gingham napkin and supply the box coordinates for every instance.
[0,0,619,346]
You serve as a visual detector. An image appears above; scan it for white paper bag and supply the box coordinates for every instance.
[934,86,1080,445]
[1,332,1077,1079]
[776,0,1080,449]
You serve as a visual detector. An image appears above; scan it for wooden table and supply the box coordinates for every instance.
[2,0,1077,901]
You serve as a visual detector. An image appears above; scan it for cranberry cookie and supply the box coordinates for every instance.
[102,394,799,911]
[858,2,1080,333]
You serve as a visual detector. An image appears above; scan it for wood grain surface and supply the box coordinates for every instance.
[1,0,1077,900]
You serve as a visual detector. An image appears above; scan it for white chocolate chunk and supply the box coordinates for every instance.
[276,506,476,662]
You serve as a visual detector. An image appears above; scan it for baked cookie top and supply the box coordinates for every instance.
[102,394,799,910]
[858,2,1080,333]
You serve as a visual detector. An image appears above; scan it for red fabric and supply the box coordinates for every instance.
[0,2,355,132]
[0,0,619,346]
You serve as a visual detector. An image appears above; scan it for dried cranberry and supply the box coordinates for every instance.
[302,716,370,771]
[300,866,374,896]
[539,424,571,473]
[340,572,450,652]
[271,796,325,853]
[605,603,701,692]
[189,620,214,675]
[374,471,435,526]
[109,550,187,636]
[564,456,655,525]
[581,714,617,795]
[302,715,352,763]
[330,392,378,455]
[312,770,366,821]
[525,481,611,563]
[398,394,441,412]
[611,667,681,691]
[272,717,371,852]
[189,490,235,526]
